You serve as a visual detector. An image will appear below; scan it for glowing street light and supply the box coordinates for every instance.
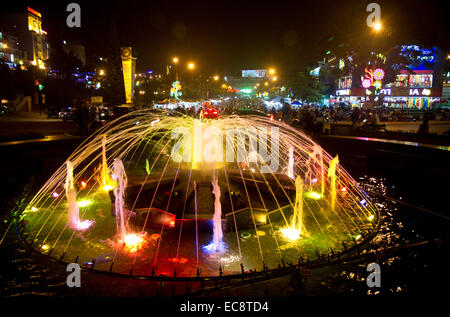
[213,75,219,81]
[99,69,105,76]
[272,76,278,81]
[373,22,382,31]
[268,68,276,75]
[187,62,195,70]
[173,57,179,64]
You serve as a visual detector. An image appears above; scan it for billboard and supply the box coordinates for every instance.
[242,69,267,78]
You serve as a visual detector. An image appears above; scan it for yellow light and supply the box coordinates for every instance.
[123,233,145,253]
[272,76,277,81]
[368,214,375,221]
[280,227,300,241]
[213,75,219,81]
[41,244,49,250]
[173,57,179,63]
[222,84,227,88]
[31,207,38,212]
[305,191,323,199]
[355,234,362,240]
[373,22,382,31]
[264,82,268,86]
[99,69,105,76]
[103,185,114,192]
[268,68,275,75]
[77,199,92,207]
[187,62,195,70]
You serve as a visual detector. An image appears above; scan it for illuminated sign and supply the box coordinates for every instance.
[242,69,267,78]
[240,88,252,94]
[27,7,42,18]
[121,47,136,104]
[336,89,350,96]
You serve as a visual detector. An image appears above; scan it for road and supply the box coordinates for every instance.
[0,112,79,140]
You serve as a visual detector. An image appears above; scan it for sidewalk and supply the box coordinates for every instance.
[0,111,79,141]
[333,120,450,135]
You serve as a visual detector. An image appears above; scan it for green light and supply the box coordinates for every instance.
[305,191,323,199]
[240,88,252,94]
[38,84,44,91]
[145,158,151,175]
[326,50,331,55]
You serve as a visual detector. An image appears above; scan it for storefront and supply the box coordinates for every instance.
[334,87,442,109]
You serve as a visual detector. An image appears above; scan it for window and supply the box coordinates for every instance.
[395,75,408,87]
[409,74,432,88]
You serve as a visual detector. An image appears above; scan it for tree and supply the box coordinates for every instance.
[288,71,322,103]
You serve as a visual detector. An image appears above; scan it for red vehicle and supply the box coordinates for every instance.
[202,107,218,119]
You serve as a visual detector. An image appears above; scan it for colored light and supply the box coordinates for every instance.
[360,199,367,207]
[81,181,87,188]
[77,199,92,207]
[52,192,59,198]
[172,57,179,63]
[31,207,38,212]
[123,233,145,253]
[74,220,94,230]
[341,187,347,192]
[355,234,362,240]
[305,191,323,199]
[103,185,114,192]
[169,220,175,227]
[41,244,49,250]
[362,78,372,88]
[280,227,300,241]
[311,178,318,183]
[373,68,385,80]
[368,214,375,221]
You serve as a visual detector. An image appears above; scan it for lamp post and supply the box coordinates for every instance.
[172,57,179,81]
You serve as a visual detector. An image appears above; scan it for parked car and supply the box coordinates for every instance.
[47,105,60,118]
[110,104,137,120]
[59,106,76,121]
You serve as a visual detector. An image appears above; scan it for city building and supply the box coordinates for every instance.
[331,45,444,109]
[0,7,49,69]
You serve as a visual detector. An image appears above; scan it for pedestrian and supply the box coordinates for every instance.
[76,100,91,136]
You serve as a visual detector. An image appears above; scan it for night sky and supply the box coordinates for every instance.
[2,0,449,74]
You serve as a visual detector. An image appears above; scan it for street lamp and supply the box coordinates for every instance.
[268,68,276,75]
[213,75,219,81]
[172,57,179,80]
[188,62,195,70]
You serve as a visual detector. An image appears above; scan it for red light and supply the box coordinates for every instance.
[169,220,175,227]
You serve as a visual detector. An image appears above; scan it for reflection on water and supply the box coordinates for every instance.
[0,171,448,296]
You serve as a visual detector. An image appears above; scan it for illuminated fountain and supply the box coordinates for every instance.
[20,109,379,278]
[65,161,93,230]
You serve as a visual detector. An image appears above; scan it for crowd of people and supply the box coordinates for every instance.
[72,97,449,137]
